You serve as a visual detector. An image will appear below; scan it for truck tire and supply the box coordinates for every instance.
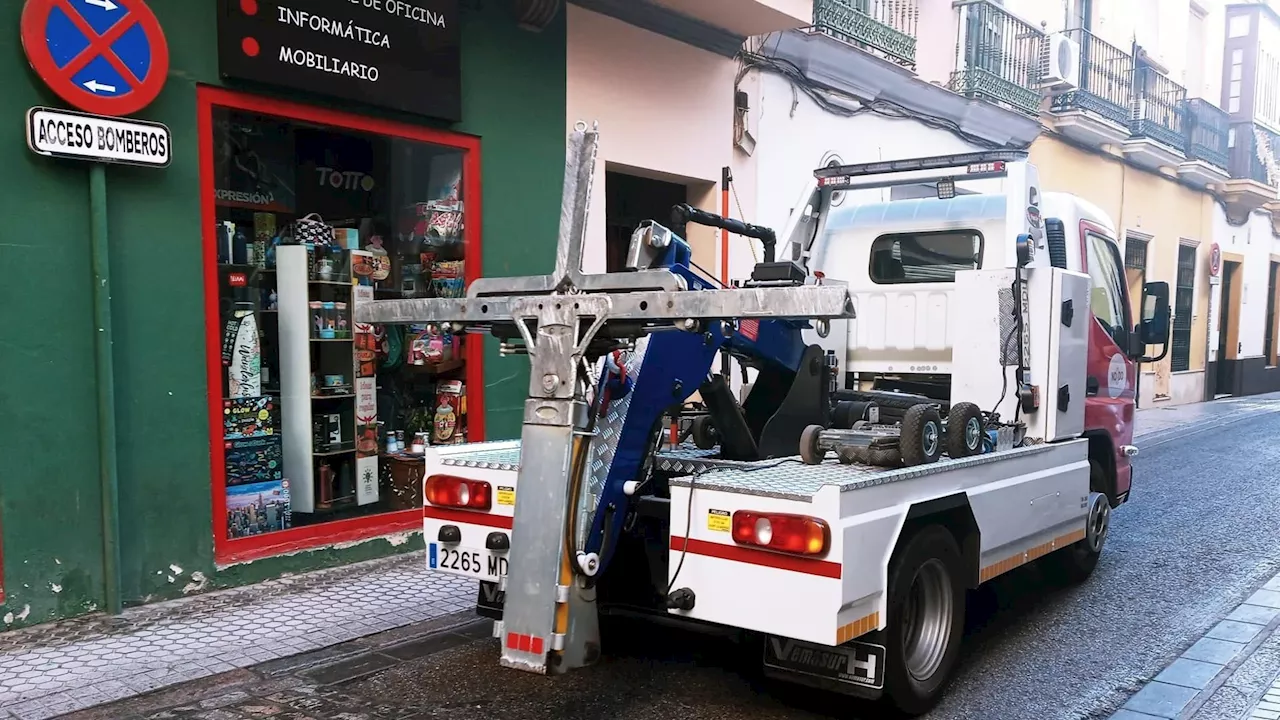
[1042,465,1110,584]
[882,524,966,716]
[945,402,984,459]
[691,416,718,450]
[800,424,825,465]
[900,405,942,467]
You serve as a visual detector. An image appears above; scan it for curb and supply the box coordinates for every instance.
[1107,571,1280,720]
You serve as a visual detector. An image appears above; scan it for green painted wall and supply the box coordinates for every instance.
[0,0,564,628]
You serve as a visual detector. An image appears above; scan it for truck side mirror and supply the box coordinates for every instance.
[1140,281,1171,345]
[1133,281,1172,363]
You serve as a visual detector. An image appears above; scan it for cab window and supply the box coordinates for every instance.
[869,230,983,284]
[1085,232,1130,345]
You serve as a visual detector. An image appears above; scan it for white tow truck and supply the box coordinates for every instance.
[356,131,1173,715]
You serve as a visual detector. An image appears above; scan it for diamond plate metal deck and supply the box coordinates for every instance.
[667,443,1058,500]
[434,440,1060,502]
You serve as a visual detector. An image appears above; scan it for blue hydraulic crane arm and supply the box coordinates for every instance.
[580,230,812,573]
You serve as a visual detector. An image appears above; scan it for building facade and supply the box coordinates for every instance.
[729,0,1280,407]
[0,0,822,630]
[1210,1,1280,397]
[0,0,570,629]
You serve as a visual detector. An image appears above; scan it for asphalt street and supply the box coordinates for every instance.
[58,397,1280,720]
[346,399,1280,720]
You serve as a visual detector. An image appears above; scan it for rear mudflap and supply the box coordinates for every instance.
[760,633,886,700]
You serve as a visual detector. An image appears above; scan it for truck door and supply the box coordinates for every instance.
[1081,228,1136,497]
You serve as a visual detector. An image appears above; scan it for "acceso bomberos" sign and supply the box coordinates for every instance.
[26,106,172,168]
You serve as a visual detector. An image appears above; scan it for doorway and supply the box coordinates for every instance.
[1216,260,1242,396]
[604,171,688,273]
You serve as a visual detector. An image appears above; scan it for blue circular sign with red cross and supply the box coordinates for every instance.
[20,0,169,117]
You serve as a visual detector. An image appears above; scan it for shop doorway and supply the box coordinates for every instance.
[1216,260,1242,397]
[604,171,688,272]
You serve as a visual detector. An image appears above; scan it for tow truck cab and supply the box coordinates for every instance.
[783,152,1172,508]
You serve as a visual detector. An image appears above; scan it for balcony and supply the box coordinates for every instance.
[1221,122,1280,221]
[1048,29,1134,147]
[1122,66,1188,172]
[813,0,918,68]
[1179,98,1230,188]
[948,0,1045,117]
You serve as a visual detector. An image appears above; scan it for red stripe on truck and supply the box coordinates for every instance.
[670,537,842,579]
[423,506,514,530]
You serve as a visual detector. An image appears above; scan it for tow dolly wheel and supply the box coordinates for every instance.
[881,524,966,716]
[945,402,984,459]
[691,416,718,450]
[899,405,942,467]
[800,424,825,465]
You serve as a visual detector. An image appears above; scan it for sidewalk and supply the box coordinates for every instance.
[0,553,471,719]
[0,392,1277,720]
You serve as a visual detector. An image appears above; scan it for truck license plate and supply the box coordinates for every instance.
[763,635,886,690]
[428,543,508,581]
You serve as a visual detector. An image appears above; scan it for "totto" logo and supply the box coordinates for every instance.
[317,166,375,192]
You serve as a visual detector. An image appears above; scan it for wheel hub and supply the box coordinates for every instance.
[1085,491,1110,553]
[964,417,981,450]
[901,558,953,682]
[922,423,939,458]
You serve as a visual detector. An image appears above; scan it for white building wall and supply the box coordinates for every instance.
[566,5,736,274]
[1209,206,1275,363]
[728,70,990,282]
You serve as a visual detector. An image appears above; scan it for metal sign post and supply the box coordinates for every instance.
[357,122,854,675]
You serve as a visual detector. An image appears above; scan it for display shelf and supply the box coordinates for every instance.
[277,244,364,514]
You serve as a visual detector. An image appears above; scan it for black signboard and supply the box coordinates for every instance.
[216,0,461,122]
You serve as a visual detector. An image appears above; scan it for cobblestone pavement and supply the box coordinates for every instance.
[0,554,471,720]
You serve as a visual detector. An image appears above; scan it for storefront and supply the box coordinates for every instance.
[0,0,566,627]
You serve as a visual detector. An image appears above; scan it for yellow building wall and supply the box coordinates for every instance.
[1029,134,1216,403]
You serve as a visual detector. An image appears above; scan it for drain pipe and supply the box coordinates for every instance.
[89,163,123,615]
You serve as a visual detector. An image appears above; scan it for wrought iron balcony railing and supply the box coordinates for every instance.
[948,0,1045,116]
[813,0,919,68]
[1228,122,1280,187]
[1130,65,1187,150]
[1049,28,1133,128]
[1182,98,1229,169]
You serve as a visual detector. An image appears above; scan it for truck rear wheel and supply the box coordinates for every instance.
[882,524,966,716]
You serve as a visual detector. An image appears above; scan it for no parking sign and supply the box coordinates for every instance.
[20,0,170,117]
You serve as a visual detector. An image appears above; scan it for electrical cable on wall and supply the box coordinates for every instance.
[735,49,1024,151]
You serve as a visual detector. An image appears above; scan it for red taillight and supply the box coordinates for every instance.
[731,511,830,556]
[425,475,492,510]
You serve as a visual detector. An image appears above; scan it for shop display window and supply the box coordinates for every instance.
[198,88,483,563]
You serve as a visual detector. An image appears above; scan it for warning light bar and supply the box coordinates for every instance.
[814,151,1025,180]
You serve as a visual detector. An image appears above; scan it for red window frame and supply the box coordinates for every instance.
[197,86,485,565]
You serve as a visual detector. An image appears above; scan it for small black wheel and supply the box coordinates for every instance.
[945,402,984,459]
[691,416,718,450]
[900,405,943,467]
[880,525,966,716]
[799,424,825,465]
